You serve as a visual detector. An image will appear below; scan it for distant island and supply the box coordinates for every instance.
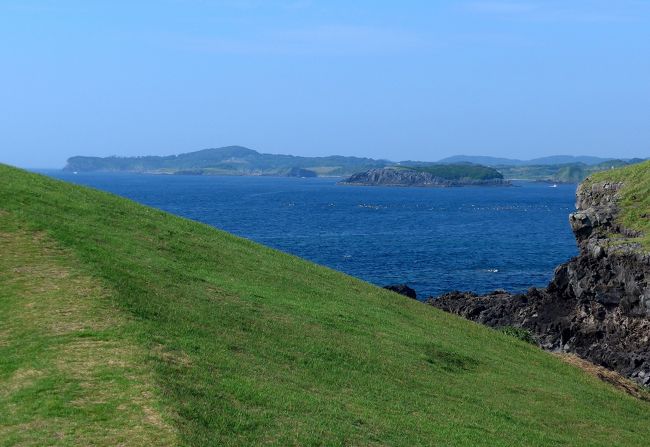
[437,154,620,166]
[64,146,645,183]
[488,159,645,183]
[64,146,388,177]
[339,165,510,187]
[436,155,646,184]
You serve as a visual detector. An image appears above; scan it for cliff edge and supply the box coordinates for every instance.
[429,160,650,385]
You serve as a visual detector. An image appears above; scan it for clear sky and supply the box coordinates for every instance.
[1,1,649,168]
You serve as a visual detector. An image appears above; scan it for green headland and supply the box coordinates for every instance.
[1,164,649,446]
[588,159,650,249]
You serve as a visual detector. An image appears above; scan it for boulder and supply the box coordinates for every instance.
[384,284,417,299]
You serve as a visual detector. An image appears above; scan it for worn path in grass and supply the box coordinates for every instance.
[0,211,177,446]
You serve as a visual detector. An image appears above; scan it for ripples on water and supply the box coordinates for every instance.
[44,172,578,299]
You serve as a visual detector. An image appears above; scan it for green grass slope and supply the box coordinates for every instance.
[0,212,178,446]
[1,164,649,446]
[588,159,650,249]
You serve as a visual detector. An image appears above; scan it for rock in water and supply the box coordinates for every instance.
[286,167,317,177]
[384,284,417,299]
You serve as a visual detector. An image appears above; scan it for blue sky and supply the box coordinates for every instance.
[1,0,649,168]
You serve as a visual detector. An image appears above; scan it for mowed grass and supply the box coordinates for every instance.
[588,159,650,249]
[1,163,649,446]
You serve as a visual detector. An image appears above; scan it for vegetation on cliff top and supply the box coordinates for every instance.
[588,159,650,249]
[2,163,650,446]
[405,164,503,180]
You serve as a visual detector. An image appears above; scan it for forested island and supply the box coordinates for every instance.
[64,146,387,177]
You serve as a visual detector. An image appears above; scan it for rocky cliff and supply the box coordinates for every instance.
[429,168,650,386]
[340,166,510,187]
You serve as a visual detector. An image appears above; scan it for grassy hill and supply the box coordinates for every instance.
[1,163,649,446]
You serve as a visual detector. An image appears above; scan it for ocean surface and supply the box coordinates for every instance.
[41,171,579,298]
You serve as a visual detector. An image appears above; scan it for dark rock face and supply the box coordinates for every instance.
[428,180,650,386]
[340,168,510,187]
[384,284,417,299]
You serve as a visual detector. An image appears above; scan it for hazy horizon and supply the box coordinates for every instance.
[2,1,649,168]
[39,146,644,172]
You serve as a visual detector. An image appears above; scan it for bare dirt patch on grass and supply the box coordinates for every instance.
[0,213,178,446]
[556,353,650,402]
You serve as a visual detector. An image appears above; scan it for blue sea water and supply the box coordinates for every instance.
[42,171,578,298]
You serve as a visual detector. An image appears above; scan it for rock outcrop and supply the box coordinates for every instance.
[340,167,510,187]
[384,284,417,299]
[286,167,317,178]
[428,178,650,386]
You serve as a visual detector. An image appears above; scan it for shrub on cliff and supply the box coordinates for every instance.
[499,326,537,344]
